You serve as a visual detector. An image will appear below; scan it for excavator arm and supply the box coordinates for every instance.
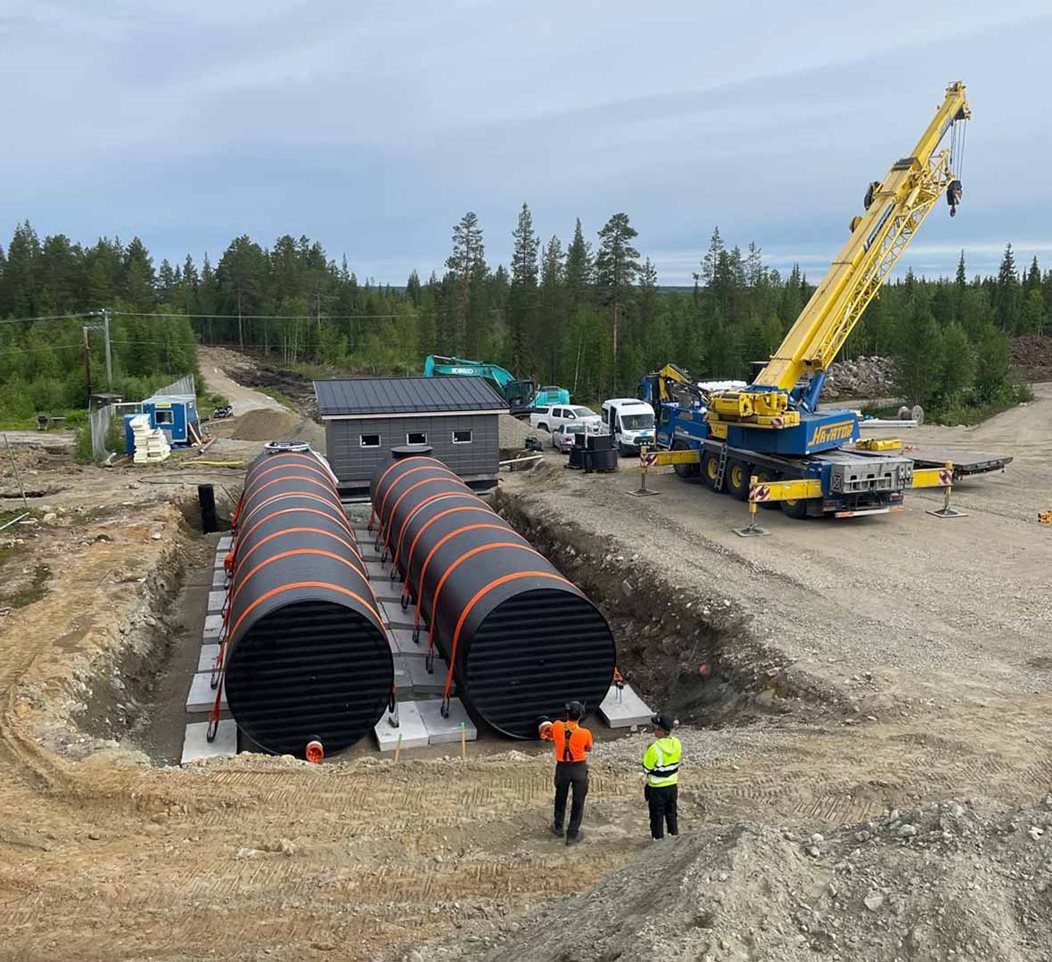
[708,81,971,429]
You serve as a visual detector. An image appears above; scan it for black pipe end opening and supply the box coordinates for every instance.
[463,588,616,739]
[225,599,393,757]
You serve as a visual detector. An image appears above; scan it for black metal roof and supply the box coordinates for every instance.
[314,377,506,417]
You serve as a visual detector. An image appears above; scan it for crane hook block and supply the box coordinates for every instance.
[947,179,962,216]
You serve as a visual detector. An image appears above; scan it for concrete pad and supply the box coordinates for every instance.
[217,535,233,551]
[406,657,447,695]
[374,701,429,752]
[198,644,221,672]
[207,590,226,613]
[211,568,228,588]
[599,683,653,729]
[203,613,224,640]
[186,671,227,712]
[214,550,227,569]
[181,719,237,764]
[370,581,404,604]
[417,698,478,745]
[379,598,415,630]
[365,560,387,579]
[392,655,412,694]
[388,627,426,659]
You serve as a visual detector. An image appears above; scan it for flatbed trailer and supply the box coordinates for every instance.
[846,444,1013,480]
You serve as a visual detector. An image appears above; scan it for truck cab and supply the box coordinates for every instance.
[601,398,656,456]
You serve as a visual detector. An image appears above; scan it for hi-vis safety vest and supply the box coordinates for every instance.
[642,736,682,787]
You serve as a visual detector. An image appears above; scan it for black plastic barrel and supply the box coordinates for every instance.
[223,449,392,756]
[370,455,615,738]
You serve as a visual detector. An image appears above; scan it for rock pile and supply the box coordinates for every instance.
[823,356,895,400]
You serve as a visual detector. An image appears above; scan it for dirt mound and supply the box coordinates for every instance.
[211,409,298,442]
[1011,335,1052,382]
[499,413,545,452]
[446,797,1052,962]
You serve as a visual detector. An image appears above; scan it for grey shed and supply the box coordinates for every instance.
[314,377,506,494]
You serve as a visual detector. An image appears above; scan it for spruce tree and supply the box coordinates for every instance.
[594,212,640,360]
[509,203,539,372]
[565,218,592,310]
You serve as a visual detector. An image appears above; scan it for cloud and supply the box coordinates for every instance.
[0,1,1049,283]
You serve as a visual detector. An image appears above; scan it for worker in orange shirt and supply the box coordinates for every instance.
[538,700,593,845]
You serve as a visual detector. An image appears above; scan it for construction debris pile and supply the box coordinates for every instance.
[822,355,895,400]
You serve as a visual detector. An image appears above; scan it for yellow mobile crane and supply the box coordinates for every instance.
[646,82,971,517]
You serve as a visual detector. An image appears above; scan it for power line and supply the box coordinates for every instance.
[114,310,435,321]
[0,311,98,327]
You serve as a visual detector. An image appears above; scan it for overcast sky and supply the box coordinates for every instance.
[1,1,1049,285]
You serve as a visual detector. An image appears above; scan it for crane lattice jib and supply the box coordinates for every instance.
[711,81,970,423]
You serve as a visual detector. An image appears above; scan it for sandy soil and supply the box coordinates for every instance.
[0,360,1049,962]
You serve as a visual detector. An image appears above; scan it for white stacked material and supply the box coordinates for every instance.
[130,414,171,464]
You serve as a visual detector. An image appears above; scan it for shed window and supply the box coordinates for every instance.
[452,429,473,444]
[407,432,427,445]
[360,433,381,448]
[154,410,174,426]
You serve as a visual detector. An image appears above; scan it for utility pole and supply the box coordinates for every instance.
[82,325,93,405]
[101,308,113,393]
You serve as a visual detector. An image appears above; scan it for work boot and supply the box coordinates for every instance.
[550,823,565,837]
[565,831,583,846]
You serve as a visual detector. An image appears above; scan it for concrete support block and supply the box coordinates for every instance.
[186,671,226,712]
[217,535,233,552]
[374,701,429,752]
[206,590,226,613]
[198,643,221,672]
[599,683,653,729]
[417,698,477,745]
[203,613,223,640]
[181,720,237,764]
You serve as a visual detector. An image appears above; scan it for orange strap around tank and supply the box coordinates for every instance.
[229,548,374,610]
[398,504,494,597]
[381,476,468,550]
[237,490,352,541]
[236,505,359,559]
[233,526,362,580]
[442,570,570,699]
[423,541,547,643]
[227,580,382,643]
[409,523,521,614]
[392,493,486,571]
[376,462,464,531]
[245,457,336,494]
[241,473,335,514]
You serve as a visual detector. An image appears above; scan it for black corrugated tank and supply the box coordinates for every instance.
[223,449,393,756]
[370,456,615,738]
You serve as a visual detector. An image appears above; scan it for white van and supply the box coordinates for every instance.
[601,398,656,456]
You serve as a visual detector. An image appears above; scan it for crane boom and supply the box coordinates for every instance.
[708,81,970,429]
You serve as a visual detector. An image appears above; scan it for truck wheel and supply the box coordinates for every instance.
[672,439,700,479]
[701,451,722,490]
[726,460,751,501]
[780,497,809,520]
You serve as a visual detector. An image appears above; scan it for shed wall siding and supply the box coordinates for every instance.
[326,414,498,485]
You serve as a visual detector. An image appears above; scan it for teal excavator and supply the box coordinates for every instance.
[423,354,569,418]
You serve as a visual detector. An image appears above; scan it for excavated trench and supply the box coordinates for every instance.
[493,488,837,728]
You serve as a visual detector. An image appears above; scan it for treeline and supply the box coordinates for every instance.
[0,213,1047,421]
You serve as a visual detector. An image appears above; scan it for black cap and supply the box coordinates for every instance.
[565,700,586,720]
[651,714,674,732]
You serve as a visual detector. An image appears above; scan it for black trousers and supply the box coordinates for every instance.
[646,783,679,839]
[553,761,589,837]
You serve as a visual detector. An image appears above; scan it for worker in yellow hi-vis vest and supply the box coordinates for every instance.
[642,713,681,840]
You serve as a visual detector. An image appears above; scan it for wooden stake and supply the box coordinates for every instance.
[394,731,403,763]
[460,721,466,760]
